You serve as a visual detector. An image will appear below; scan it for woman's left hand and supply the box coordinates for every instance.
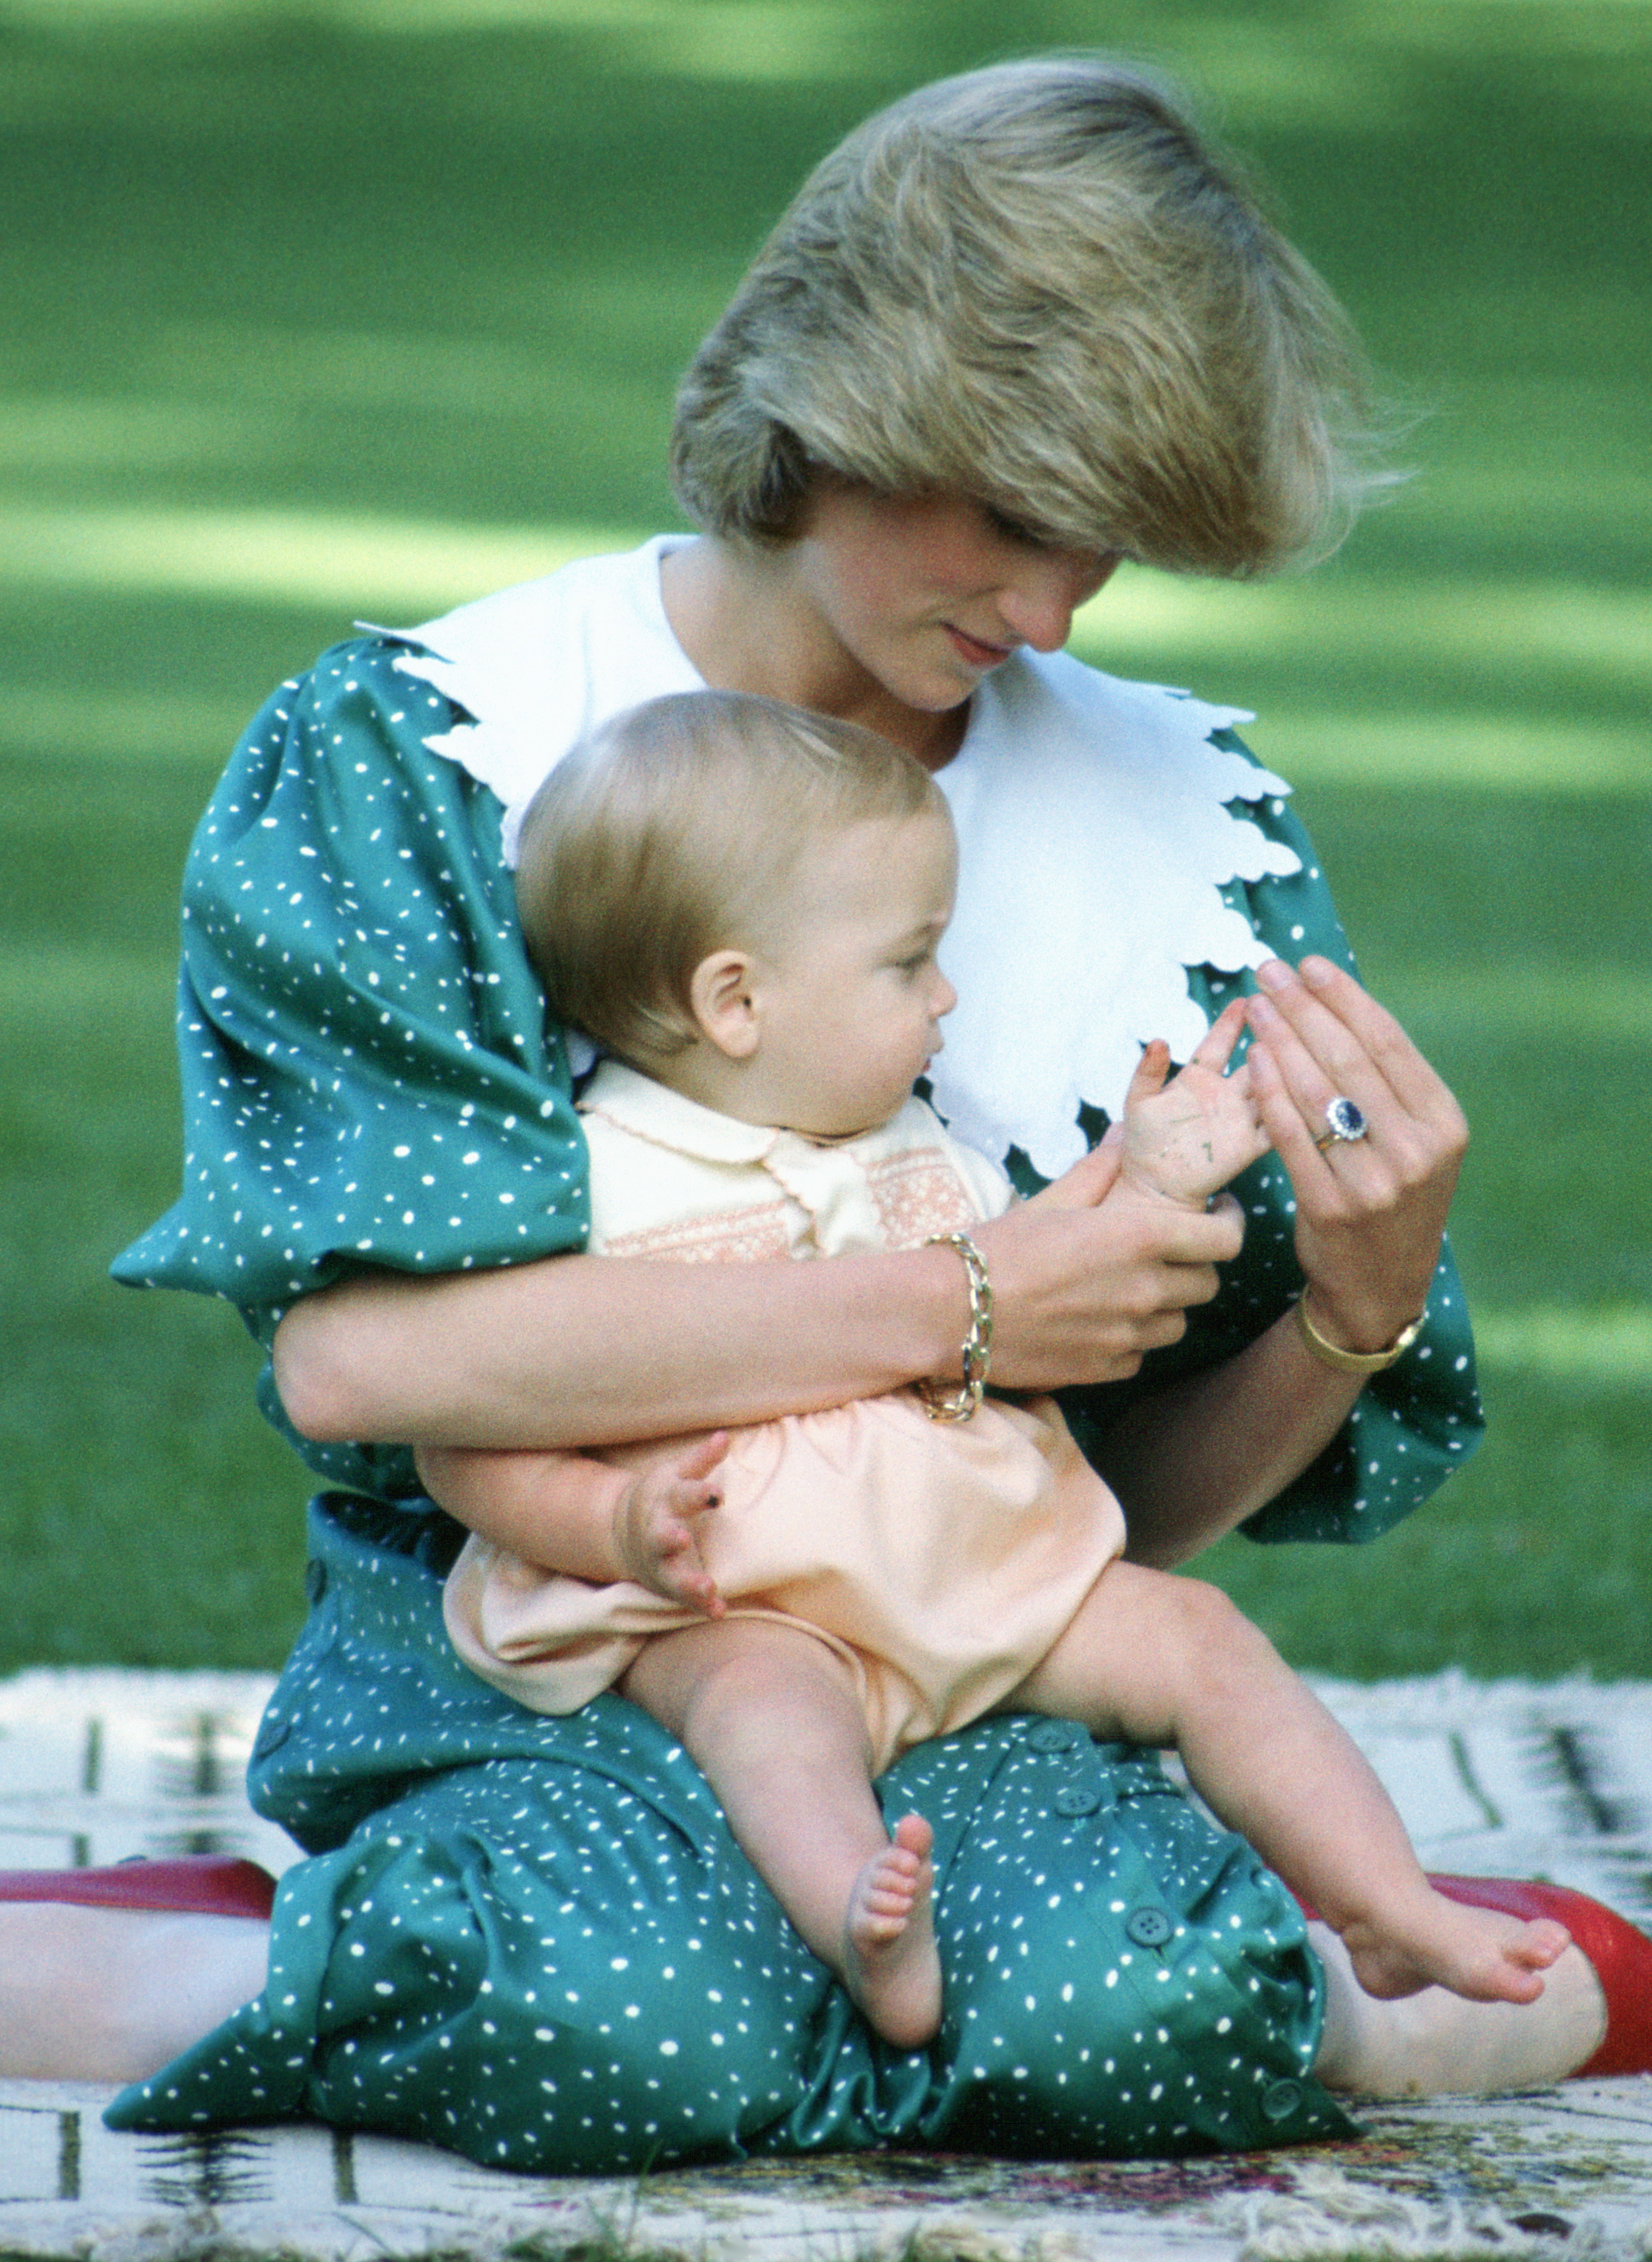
[1244,955,1468,1355]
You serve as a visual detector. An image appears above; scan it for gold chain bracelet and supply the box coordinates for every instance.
[916,1231,994,1421]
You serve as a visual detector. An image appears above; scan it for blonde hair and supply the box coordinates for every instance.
[515,691,947,1066]
[672,57,1385,575]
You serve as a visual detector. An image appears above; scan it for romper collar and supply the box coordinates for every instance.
[578,1060,941,1256]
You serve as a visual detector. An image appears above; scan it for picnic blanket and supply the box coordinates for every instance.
[0,1667,1648,2261]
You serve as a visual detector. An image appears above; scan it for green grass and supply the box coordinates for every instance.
[0,0,1647,1679]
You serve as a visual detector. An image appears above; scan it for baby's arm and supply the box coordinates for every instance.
[416,1436,728,1615]
[1116,998,1271,1210]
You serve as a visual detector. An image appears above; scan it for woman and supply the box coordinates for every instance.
[3,57,1640,2161]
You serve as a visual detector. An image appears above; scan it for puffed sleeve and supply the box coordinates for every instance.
[1047,733,1485,1545]
[111,637,590,1502]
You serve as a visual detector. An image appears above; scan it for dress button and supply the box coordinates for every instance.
[1028,1722,1079,1753]
[1261,2079,1302,2121]
[1054,1785,1101,1817]
[1124,1906,1174,1948]
[304,1557,328,1604]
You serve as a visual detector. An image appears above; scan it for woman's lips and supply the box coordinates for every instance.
[944,624,1015,668]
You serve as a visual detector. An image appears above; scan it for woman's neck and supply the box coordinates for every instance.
[658,537,967,771]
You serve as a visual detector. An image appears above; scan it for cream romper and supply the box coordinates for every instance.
[444,1060,1127,1772]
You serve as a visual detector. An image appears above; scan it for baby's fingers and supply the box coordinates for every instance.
[1123,1038,1172,1112]
[672,1565,726,1619]
[674,1430,730,1485]
[1188,996,1250,1076]
[670,1472,724,1525]
[649,1507,724,1615]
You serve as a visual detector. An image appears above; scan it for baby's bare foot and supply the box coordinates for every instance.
[1344,1891,1571,2005]
[842,1814,940,2048]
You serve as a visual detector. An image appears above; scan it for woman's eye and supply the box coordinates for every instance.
[986,506,1047,549]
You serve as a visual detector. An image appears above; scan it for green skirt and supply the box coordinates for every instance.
[107,1493,1352,2166]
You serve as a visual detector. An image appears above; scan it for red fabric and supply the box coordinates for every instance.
[0,1856,275,1920]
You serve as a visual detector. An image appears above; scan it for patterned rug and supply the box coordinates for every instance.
[0,1667,1648,2262]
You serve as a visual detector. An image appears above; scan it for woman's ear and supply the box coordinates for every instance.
[689,950,762,1060]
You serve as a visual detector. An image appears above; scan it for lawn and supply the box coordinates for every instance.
[0,0,1647,1679]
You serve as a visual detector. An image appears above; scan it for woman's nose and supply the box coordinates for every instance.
[998,553,1120,652]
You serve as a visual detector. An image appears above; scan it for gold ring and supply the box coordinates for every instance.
[1315,1096,1368,1151]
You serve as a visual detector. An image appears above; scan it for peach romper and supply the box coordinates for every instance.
[443,1060,1126,1770]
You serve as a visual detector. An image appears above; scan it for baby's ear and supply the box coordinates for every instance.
[689,950,761,1060]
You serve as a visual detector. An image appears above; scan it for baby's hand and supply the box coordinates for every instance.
[612,1433,729,1616]
[1120,1000,1271,1208]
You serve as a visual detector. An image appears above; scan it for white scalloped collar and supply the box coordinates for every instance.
[380,539,1298,1177]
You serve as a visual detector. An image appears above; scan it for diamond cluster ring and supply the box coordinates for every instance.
[1314,1096,1368,1152]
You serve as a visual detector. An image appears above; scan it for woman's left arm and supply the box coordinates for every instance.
[1100,955,1469,1568]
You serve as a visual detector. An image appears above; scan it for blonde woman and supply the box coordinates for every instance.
[5,57,1644,2165]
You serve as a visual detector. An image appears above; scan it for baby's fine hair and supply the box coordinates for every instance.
[515,690,947,1068]
[672,55,1386,575]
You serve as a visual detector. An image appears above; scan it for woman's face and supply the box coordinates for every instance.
[783,487,1121,736]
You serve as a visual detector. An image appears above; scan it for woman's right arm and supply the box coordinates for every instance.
[273,1155,1246,1449]
[139,640,1240,1469]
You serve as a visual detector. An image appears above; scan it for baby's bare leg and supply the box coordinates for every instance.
[621,1620,939,2047]
[1007,1566,1570,2008]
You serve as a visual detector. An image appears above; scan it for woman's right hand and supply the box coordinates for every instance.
[276,1140,1244,1448]
[970,1140,1246,1389]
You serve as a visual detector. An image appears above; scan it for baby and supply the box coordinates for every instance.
[422,690,1568,2051]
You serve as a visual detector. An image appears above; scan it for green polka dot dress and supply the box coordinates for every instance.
[106,631,1482,2166]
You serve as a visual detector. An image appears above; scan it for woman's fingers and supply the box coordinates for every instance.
[976,1187,1244,1388]
[1024,1137,1124,1210]
[1248,979,1389,1139]
[1297,957,1462,1119]
[1252,958,1462,1129]
[1244,961,1467,1350]
[1246,1036,1370,1201]
[1247,965,1467,1193]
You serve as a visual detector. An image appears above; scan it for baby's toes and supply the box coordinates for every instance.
[891,1813,934,1863]
[1511,1917,1571,1971]
[862,1858,920,1922]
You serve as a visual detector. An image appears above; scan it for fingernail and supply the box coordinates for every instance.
[1255,959,1295,993]
[1299,956,1335,987]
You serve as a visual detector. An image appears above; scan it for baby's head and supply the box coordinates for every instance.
[515,690,959,1137]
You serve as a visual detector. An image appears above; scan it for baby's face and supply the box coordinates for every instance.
[754,809,958,1139]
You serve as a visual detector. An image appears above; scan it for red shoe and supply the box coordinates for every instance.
[1428,1873,1652,2078]
[0,1856,275,1920]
